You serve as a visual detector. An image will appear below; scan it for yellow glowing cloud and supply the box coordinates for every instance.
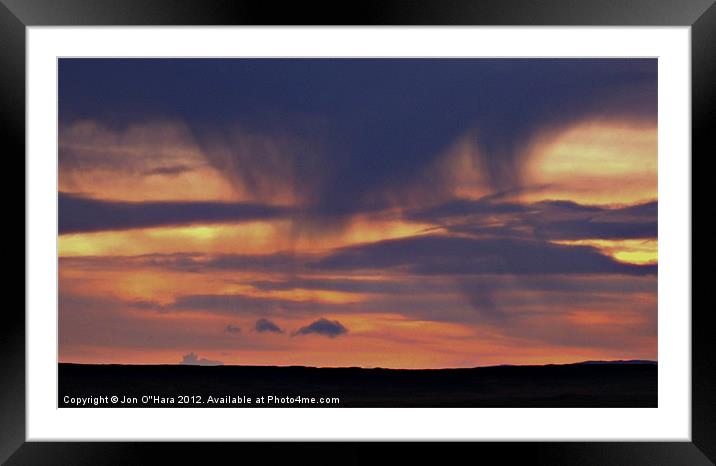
[525,119,657,205]
[553,238,657,265]
[58,217,434,257]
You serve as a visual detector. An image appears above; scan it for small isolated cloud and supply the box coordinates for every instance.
[255,318,283,334]
[293,318,348,338]
[224,324,241,334]
[180,352,223,366]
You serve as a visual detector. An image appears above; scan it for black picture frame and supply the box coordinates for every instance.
[4,0,712,464]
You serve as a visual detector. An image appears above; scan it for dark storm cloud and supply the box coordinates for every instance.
[58,192,292,233]
[310,235,656,276]
[59,58,657,214]
[255,318,284,334]
[409,197,527,221]
[409,198,657,241]
[533,219,656,240]
[292,318,348,338]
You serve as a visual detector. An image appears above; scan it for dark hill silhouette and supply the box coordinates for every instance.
[58,360,656,408]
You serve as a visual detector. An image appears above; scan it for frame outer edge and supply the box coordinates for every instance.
[691,1,716,464]
[0,1,26,464]
[1,0,715,26]
[1,442,715,466]
[5,0,713,464]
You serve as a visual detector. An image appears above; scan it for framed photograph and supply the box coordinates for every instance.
[6,0,713,463]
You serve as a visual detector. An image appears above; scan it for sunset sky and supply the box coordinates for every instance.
[58,59,657,368]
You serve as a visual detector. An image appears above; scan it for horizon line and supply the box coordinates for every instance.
[58,359,658,371]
